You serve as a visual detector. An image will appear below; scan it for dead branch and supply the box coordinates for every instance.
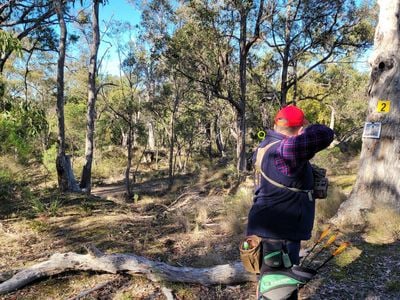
[167,191,199,212]
[0,245,255,295]
[66,278,116,300]
[161,287,175,300]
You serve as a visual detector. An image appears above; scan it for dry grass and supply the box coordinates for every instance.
[4,149,400,299]
[221,183,253,235]
[313,173,357,233]
[0,155,25,176]
[329,174,357,195]
[364,205,400,244]
[195,206,209,227]
[171,212,192,233]
[315,185,347,223]
[334,246,362,268]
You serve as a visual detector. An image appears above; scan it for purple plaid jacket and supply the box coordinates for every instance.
[273,125,334,176]
[247,124,334,241]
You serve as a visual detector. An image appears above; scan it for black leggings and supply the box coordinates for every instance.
[261,238,301,266]
[260,239,301,300]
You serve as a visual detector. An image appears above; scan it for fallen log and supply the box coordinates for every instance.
[0,245,256,294]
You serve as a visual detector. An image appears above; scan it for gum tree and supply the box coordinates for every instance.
[0,0,56,73]
[333,0,400,226]
[267,0,374,105]
[55,0,80,192]
[80,0,102,194]
[167,0,269,172]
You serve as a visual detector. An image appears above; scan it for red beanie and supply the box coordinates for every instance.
[274,105,307,127]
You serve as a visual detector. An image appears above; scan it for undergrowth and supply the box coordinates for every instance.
[0,156,33,218]
[2,149,400,300]
[364,205,400,243]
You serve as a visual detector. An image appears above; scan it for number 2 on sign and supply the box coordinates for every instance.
[376,100,391,113]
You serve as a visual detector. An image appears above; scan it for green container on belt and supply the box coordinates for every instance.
[243,241,249,250]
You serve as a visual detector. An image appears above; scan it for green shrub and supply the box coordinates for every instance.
[0,159,33,217]
[0,168,15,203]
[30,195,63,217]
[30,197,47,214]
[0,101,48,163]
[48,198,63,217]
[0,116,32,163]
[42,143,58,175]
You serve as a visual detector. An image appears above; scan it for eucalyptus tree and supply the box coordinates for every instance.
[0,99,48,163]
[167,0,270,172]
[79,0,103,194]
[266,0,375,105]
[166,22,232,159]
[0,0,57,73]
[148,70,195,187]
[0,31,22,106]
[295,60,369,147]
[0,1,57,111]
[103,32,148,199]
[54,0,80,192]
[135,0,175,152]
[333,0,400,227]
[0,31,21,60]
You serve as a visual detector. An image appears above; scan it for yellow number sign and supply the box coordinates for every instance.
[376,100,391,113]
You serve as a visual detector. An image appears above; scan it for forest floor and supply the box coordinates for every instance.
[0,155,400,299]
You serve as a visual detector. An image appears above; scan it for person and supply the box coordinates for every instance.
[247,105,334,299]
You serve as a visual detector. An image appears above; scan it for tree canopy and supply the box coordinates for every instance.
[0,0,375,182]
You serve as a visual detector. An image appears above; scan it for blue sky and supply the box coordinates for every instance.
[100,0,140,25]
[99,1,141,75]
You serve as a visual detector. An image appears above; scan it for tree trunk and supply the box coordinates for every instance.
[147,121,155,150]
[280,0,293,106]
[237,8,248,172]
[260,101,272,129]
[125,125,133,199]
[236,111,246,172]
[184,138,193,172]
[332,0,400,227]
[0,55,7,74]
[0,246,255,294]
[175,145,183,172]
[205,121,212,159]
[56,155,80,192]
[121,128,128,147]
[54,0,79,193]
[281,59,289,106]
[168,127,175,188]
[328,105,335,130]
[168,94,179,189]
[80,0,100,194]
[215,115,226,157]
[292,59,298,104]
